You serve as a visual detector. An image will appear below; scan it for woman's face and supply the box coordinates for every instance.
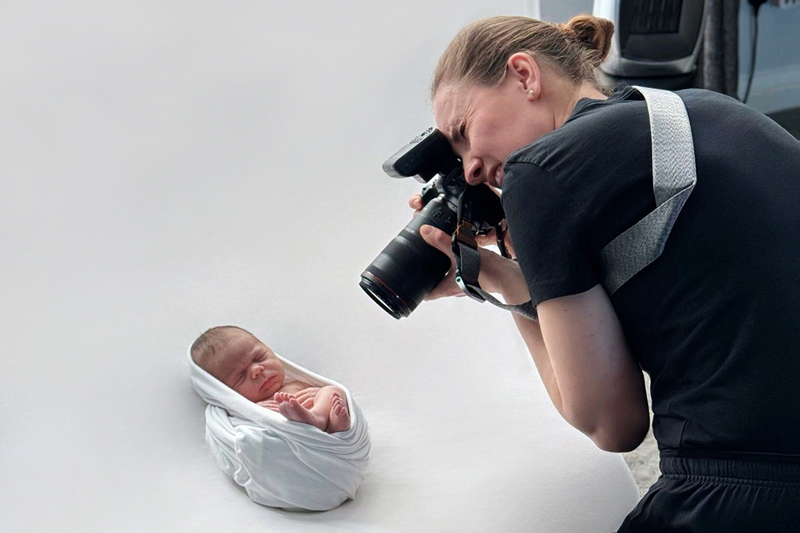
[433,59,554,188]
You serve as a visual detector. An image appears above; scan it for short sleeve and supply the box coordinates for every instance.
[501,162,600,306]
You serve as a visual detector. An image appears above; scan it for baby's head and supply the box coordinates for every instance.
[191,326,286,402]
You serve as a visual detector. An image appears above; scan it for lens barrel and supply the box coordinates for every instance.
[359,197,457,318]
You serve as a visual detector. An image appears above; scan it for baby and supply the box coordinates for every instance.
[190,326,351,433]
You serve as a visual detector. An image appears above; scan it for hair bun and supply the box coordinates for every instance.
[562,15,614,68]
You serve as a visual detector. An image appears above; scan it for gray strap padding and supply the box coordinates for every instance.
[599,86,697,294]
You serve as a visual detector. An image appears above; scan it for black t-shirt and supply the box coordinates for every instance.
[501,85,800,455]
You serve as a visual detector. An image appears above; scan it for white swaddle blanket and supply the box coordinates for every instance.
[187,349,371,511]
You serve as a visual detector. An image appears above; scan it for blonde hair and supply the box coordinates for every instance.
[431,14,614,98]
[190,325,254,376]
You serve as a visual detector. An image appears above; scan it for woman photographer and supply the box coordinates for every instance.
[413,14,800,532]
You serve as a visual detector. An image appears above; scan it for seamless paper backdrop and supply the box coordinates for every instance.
[0,2,639,532]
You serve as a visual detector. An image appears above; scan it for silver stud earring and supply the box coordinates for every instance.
[528,89,535,98]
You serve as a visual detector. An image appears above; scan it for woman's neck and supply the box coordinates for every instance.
[552,79,608,128]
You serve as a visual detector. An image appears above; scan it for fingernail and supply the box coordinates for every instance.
[421,226,431,236]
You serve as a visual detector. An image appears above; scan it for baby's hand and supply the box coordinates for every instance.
[257,399,280,412]
[294,387,321,409]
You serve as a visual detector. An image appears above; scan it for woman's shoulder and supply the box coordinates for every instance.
[505,87,651,184]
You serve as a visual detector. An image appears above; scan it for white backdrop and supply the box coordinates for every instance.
[0,2,638,532]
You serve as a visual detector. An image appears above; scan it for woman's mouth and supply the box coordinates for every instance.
[493,167,504,188]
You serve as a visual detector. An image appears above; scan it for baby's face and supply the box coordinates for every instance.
[215,331,285,402]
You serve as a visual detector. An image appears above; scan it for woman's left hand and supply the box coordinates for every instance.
[409,191,516,258]
[418,224,465,300]
[419,224,530,304]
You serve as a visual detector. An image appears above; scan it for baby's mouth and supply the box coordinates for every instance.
[260,375,276,392]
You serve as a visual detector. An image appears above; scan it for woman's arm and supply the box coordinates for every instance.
[516,285,649,452]
[424,224,650,452]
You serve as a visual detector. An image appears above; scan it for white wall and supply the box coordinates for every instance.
[540,0,593,22]
[0,2,640,532]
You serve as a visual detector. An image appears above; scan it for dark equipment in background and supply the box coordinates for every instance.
[359,128,505,319]
[743,0,769,103]
[593,0,709,90]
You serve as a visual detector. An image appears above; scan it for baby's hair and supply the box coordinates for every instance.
[191,325,255,375]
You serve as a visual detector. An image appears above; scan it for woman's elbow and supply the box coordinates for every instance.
[587,409,650,453]
[562,398,650,452]
[590,423,649,453]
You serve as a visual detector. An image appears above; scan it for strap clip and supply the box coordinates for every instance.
[451,221,486,302]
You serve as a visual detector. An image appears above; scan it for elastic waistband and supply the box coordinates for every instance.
[661,452,800,484]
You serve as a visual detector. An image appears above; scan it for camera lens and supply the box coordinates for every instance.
[359,272,408,319]
[360,205,454,319]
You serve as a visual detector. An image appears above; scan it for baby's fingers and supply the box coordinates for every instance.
[295,388,320,401]
[301,398,315,409]
[259,400,280,412]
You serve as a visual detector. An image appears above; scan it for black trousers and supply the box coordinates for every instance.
[617,452,800,533]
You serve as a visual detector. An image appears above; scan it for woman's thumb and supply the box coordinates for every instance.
[420,225,450,253]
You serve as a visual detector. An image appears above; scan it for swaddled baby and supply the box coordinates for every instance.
[191,325,350,433]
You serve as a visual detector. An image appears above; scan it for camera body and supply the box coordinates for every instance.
[360,127,505,319]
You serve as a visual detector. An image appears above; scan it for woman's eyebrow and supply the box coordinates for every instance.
[448,125,458,140]
[448,123,462,143]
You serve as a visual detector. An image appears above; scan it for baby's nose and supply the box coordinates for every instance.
[251,365,264,379]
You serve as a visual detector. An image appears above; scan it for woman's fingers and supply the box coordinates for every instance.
[408,194,423,214]
[419,224,452,256]
[419,224,466,300]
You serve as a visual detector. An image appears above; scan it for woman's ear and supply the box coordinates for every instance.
[506,52,541,100]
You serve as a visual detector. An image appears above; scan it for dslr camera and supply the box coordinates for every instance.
[359,127,506,319]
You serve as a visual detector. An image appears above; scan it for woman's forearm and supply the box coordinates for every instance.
[511,312,564,415]
[479,253,565,414]
[480,253,649,452]
[422,230,646,451]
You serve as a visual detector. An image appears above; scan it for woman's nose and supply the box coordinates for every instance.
[463,157,483,185]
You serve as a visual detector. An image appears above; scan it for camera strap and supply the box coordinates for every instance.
[599,86,697,294]
[451,196,537,321]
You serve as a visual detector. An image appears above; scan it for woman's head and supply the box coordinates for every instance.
[432,14,614,98]
[431,15,614,188]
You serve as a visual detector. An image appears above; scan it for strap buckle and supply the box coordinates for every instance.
[451,221,486,302]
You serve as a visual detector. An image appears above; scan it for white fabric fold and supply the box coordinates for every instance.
[188,349,371,511]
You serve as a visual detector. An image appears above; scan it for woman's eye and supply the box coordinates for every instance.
[459,123,466,139]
